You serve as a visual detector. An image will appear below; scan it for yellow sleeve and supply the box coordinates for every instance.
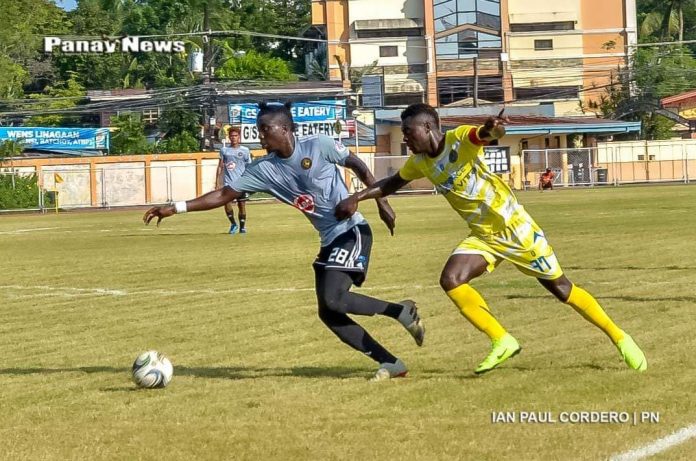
[398,155,425,181]
[451,125,486,146]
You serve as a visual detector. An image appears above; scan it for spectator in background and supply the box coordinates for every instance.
[539,168,555,191]
[216,126,252,234]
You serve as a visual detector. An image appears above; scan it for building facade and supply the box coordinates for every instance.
[310,0,637,112]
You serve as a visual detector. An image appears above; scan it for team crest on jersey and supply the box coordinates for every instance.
[301,157,312,170]
[237,152,243,158]
[293,194,315,213]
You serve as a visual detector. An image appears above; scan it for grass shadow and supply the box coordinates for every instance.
[0,365,370,380]
[505,294,696,303]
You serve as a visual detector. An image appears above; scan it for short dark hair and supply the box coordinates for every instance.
[257,101,295,129]
[400,103,440,127]
[228,125,241,134]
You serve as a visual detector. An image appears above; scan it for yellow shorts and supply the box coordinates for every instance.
[452,213,564,280]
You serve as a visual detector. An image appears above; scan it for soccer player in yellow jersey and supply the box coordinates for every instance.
[335,103,647,374]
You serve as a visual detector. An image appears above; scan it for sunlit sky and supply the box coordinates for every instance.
[54,0,77,11]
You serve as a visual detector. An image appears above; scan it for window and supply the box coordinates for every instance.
[435,30,501,60]
[438,76,504,105]
[383,92,424,107]
[379,46,398,58]
[534,39,553,51]
[510,21,575,32]
[142,108,159,125]
[433,0,500,34]
[515,86,580,100]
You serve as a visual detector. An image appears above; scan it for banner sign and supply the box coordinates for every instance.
[228,100,347,143]
[0,127,110,150]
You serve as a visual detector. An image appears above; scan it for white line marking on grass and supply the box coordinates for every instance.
[0,284,439,298]
[609,423,696,461]
[0,285,127,297]
[0,227,59,235]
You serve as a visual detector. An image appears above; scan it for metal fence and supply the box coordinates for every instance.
[521,144,696,189]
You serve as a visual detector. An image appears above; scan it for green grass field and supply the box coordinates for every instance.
[1,185,695,460]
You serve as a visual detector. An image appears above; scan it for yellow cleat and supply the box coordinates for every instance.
[475,333,521,375]
[616,334,647,372]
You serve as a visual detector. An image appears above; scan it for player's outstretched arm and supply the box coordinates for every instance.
[343,154,398,234]
[334,173,410,223]
[143,186,242,226]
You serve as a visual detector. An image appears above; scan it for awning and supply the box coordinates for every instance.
[353,18,423,30]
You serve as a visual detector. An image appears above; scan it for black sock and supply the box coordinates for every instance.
[239,214,246,230]
[318,307,397,364]
[383,303,404,319]
[226,212,236,225]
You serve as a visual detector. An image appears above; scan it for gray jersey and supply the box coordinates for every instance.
[229,134,366,245]
[220,145,252,186]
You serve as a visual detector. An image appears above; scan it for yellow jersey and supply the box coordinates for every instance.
[398,125,524,236]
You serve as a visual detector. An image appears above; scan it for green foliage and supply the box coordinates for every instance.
[156,107,201,152]
[110,114,152,155]
[25,73,86,126]
[0,53,29,99]
[215,50,296,81]
[0,173,42,209]
[157,131,200,153]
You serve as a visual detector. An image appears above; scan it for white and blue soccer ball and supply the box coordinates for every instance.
[132,350,173,388]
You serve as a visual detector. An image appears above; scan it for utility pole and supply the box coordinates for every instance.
[473,57,479,108]
[201,0,211,151]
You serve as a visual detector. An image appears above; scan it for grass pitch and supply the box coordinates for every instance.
[0,185,695,460]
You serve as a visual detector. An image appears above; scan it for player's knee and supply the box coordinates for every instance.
[317,287,350,314]
[439,270,469,292]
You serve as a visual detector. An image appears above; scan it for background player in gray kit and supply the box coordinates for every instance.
[143,102,425,381]
[216,125,252,234]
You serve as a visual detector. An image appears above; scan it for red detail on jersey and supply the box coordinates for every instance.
[468,127,485,145]
[334,140,346,151]
[293,194,315,213]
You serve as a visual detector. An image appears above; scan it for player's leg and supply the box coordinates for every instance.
[237,196,247,233]
[316,269,424,346]
[440,251,520,374]
[314,267,407,380]
[224,201,237,234]
[538,275,647,371]
[314,224,424,346]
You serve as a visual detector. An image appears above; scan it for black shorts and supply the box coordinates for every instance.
[313,224,372,286]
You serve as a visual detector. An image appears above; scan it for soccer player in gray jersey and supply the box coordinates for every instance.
[216,126,252,234]
[144,102,425,381]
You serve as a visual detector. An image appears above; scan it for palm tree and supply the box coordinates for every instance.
[641,0,693,42]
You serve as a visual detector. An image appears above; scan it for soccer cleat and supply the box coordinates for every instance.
[239,228,247,234]
[370,359,408,382]
[228,223,238,234]
[616,334,647,372]
[474,333,521,375]
[398,300,425,346]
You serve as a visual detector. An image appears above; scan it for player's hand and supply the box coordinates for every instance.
[482,108,509,139]
[376,198,395,236]
[143,205,175,226]
[334,196,358,220]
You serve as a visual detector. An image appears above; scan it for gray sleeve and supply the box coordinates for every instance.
[228,162,269,193]
[244,147,252,164]
[317,134,349,166]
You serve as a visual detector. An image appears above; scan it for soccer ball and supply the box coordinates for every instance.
[131,350,173,388]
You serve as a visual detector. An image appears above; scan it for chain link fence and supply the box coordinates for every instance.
[521,143,696,189]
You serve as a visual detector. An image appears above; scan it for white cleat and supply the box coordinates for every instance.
[398,300,425,346]
[370,359,408,382]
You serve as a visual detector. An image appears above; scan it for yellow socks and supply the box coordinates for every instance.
[566,284,625,343]
[446,284,507,340]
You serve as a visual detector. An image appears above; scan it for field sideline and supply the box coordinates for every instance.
[1,185,695,460]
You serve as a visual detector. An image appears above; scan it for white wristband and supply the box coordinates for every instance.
[174,201,188,214]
